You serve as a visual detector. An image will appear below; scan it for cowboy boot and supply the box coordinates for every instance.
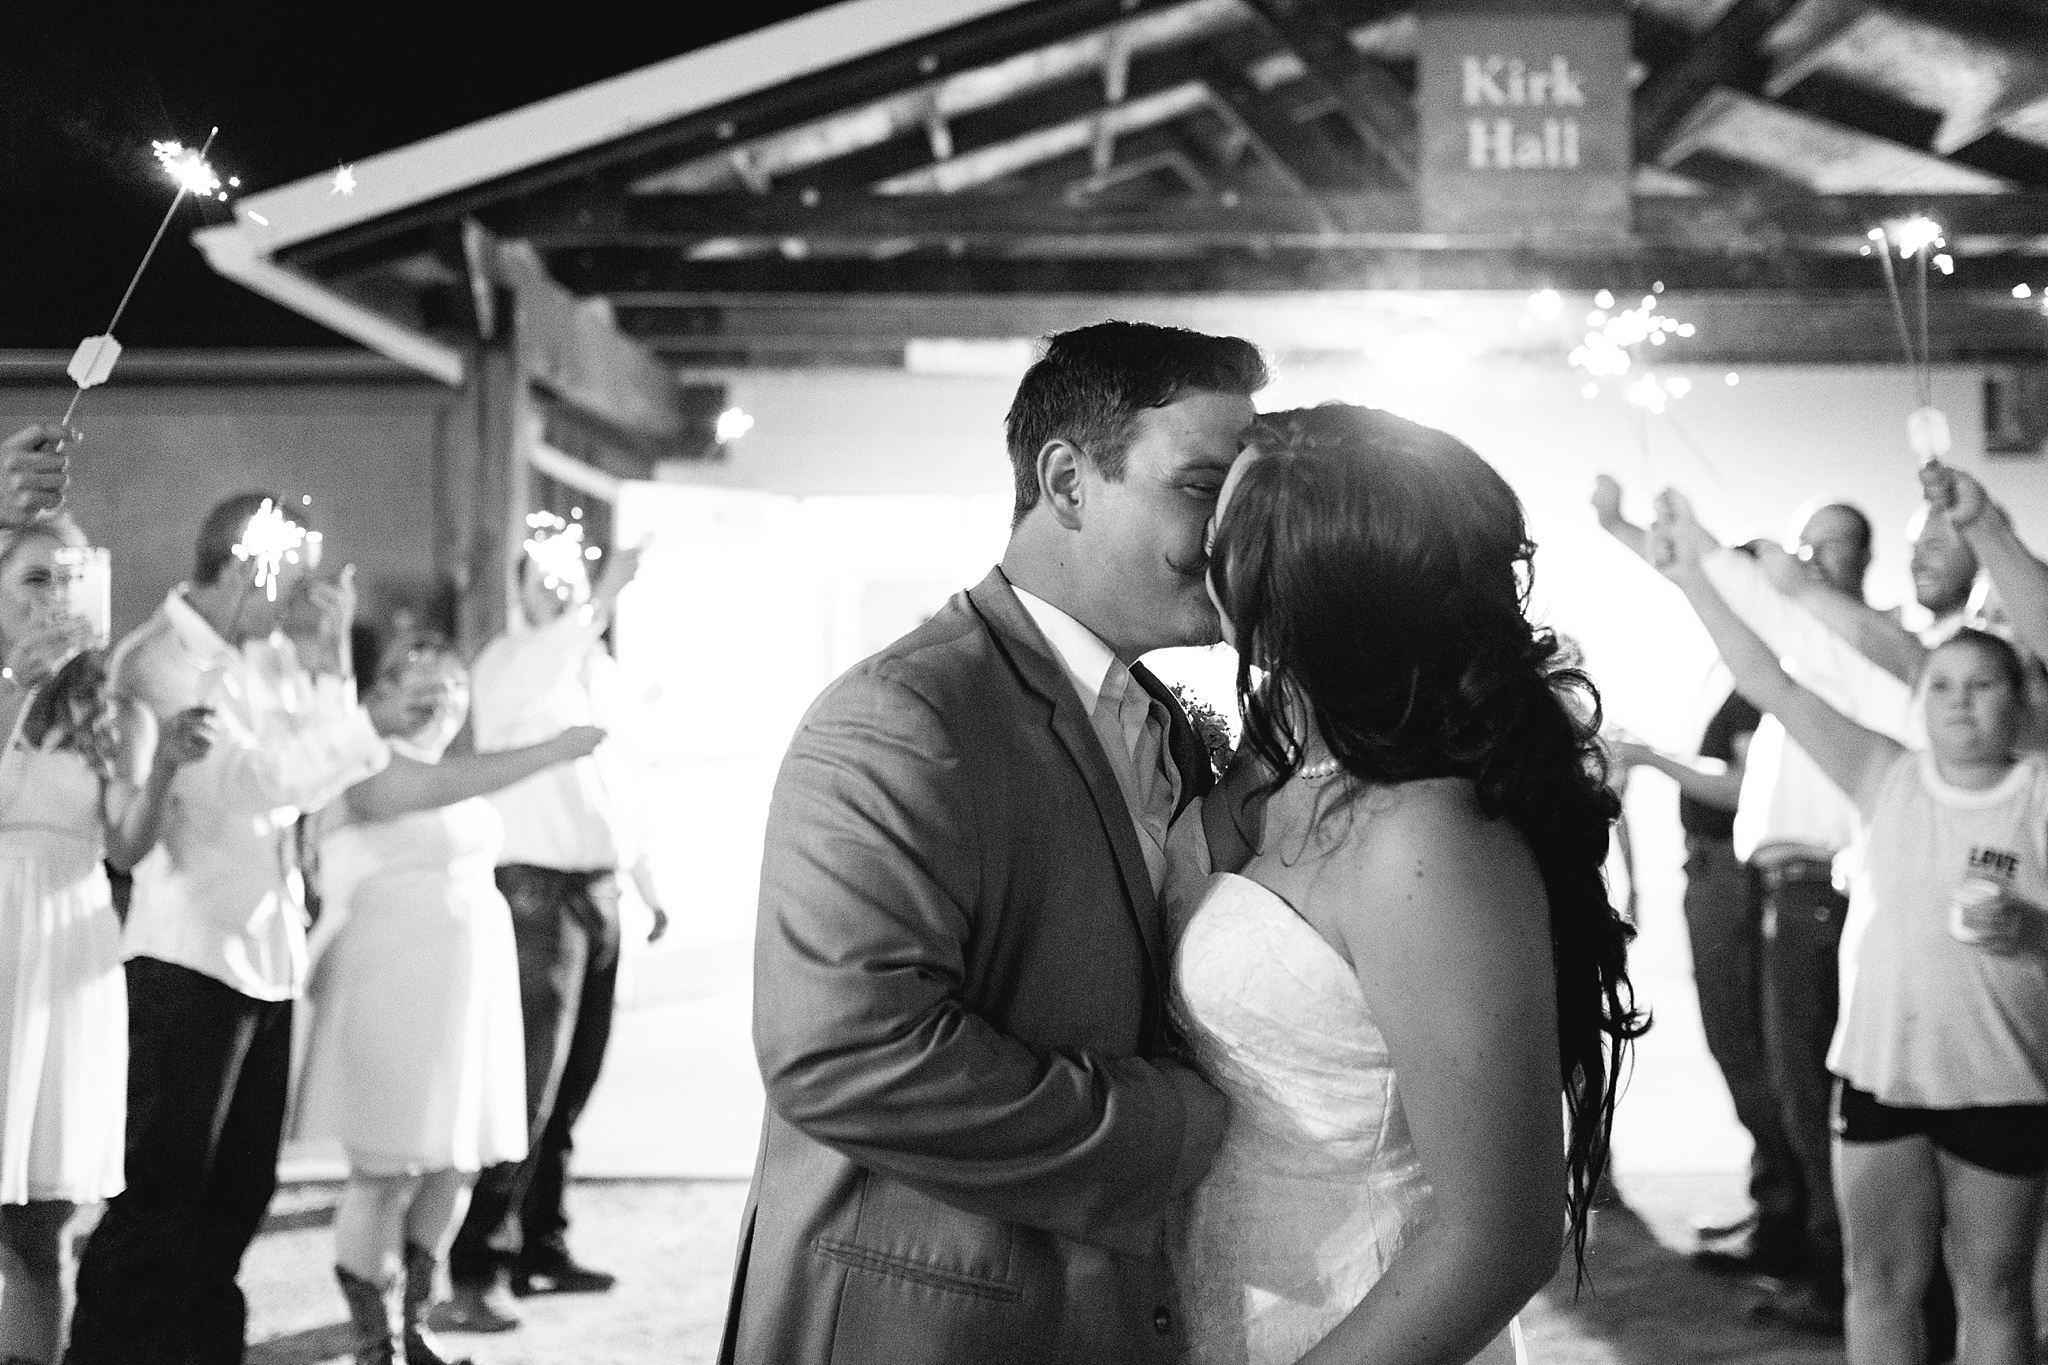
[334,1265,402,1365]
[403,1242,475,1365]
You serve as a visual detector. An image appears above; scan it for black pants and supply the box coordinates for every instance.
[66,958,293,1365]
[449,866,620,1285]
[1683,836,1802,1257]
[1757,859,1847,1301]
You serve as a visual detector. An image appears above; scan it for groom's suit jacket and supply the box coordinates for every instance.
[719,568,1227,1365]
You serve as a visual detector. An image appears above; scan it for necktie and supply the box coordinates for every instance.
[1095,662,1180,890]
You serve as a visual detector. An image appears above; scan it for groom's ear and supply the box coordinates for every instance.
[1037,440,1087,531]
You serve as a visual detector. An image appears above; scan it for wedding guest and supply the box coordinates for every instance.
[440,537,666,1328]
[1923,462,2048,669]
[1654,490,2046,1365]
[67,493,391,1365]
[0,514,211,1364]
[1728,497,1981,690]
[295,634,603,1365]
[1610,692,1800,1267]
[1601,484,1917,1332]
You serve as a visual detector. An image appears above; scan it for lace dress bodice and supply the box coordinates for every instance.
[1166,808,1521,1364]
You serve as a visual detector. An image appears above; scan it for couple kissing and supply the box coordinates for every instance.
[719,322,1644,1365]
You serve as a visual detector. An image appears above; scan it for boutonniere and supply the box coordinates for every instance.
[1168,682,1238,779]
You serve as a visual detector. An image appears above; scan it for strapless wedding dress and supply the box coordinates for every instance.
[1166,822,1525,1364]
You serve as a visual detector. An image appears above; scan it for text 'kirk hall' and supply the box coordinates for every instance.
[1463,55,1586,170]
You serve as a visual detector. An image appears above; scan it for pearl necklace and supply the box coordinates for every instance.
[1298,757,1342,782]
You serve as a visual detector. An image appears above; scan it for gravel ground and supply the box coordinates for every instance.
[243,1172,1848,1365]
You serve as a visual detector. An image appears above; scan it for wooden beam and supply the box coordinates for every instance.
[515,189,2048,258]
[602,289,2048,367]
[282,0,1203,270]
[1199,49,1366,191]
[563,244,2048,299]
[1635,0,1802,164]
[493,239,689,447]
[1240,0,1417,185]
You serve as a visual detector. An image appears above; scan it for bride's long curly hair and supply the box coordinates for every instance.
[0,515,119,779]
[1208,404,1645,1279]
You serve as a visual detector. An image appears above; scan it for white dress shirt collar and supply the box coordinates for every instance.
[160,585,240,668]
[1011,585,1119,714]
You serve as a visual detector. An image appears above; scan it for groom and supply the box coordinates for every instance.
[719,322,1267,1364]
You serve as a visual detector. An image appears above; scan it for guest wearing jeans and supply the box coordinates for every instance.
[1613,690,1804,1266]
[66,494,389,1365]
[1604,488,1919,1332]
[439,536,667,1329]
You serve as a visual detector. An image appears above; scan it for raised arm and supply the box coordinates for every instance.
[755,670,1225,1256]
[343,725,604,823]
[0,424,72,525]
[1654,493,1902,813]
[470,545,644,725]
[1591,475,1650,561]
[1302,783,1566,1361]
[1753,544,1927,685]
[1924,461,2048,663]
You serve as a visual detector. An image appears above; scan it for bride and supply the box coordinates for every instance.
[1168,404,1644,1363]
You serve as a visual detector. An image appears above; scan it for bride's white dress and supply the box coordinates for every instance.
[1165,813,1524,1365]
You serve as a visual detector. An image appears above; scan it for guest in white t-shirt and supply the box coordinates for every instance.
[1655,490,2045,1365]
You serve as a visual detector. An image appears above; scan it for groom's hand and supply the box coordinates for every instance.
[1202,747,1270,874]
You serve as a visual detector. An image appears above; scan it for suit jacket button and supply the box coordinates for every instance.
[1154,1306,1171,1335]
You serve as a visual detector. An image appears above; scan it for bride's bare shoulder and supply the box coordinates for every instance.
[1331,777,1543,904]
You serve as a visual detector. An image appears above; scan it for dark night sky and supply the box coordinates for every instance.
[2,2,834,349]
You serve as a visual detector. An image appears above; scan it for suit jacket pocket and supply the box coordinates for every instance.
[813,1176,1020,1303]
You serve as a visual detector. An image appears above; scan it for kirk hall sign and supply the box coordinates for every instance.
[1418,1,1631,237]
[1463,54,1590,169]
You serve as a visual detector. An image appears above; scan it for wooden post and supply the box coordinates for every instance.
[439,337,524,656]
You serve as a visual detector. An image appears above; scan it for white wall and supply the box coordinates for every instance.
[671,359,2048,748]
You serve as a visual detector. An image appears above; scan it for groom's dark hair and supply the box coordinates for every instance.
[1004,321,1268,526]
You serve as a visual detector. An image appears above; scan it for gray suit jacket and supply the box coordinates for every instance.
[719,568,1228,1365]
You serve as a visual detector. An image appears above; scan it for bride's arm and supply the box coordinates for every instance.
[1298,780,1564,1364]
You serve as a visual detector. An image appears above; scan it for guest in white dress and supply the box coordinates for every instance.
[1172,405,1644,1363]
[293,635,602,1365]
[0,514,211,1364]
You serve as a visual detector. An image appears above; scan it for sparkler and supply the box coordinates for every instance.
[231,499,320,602]
[1863,214,1950,460]
[62,129,232,429]
[522,511,603,602]
[1552,287,1735,494]
[330,165,356,197]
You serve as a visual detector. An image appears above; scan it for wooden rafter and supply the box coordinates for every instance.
[498,189,2048,256]
[600,288,2048,367]
[1635,0,1804,165]
[1240,0,1417,185]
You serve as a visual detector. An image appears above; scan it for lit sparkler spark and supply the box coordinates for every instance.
[231,499,313,601]
[1569,292,1693,400]
[330,164,356,197]
[715,406,755,442]
[153,140,221,198]
[1887,214,1946,258]
[523,511,602,601]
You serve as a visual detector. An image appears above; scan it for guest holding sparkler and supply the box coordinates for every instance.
[0,512,211,1365]
[1652,489,2046,1365]
[0,426,74,527]
[1923,461,2048,669]
[440,520,665,1328]
[295,633,602,1365]
[1600,481,1916,1332]
[67,494,391,1365]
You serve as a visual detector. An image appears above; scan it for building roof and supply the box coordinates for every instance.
[60,1,2048,375]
